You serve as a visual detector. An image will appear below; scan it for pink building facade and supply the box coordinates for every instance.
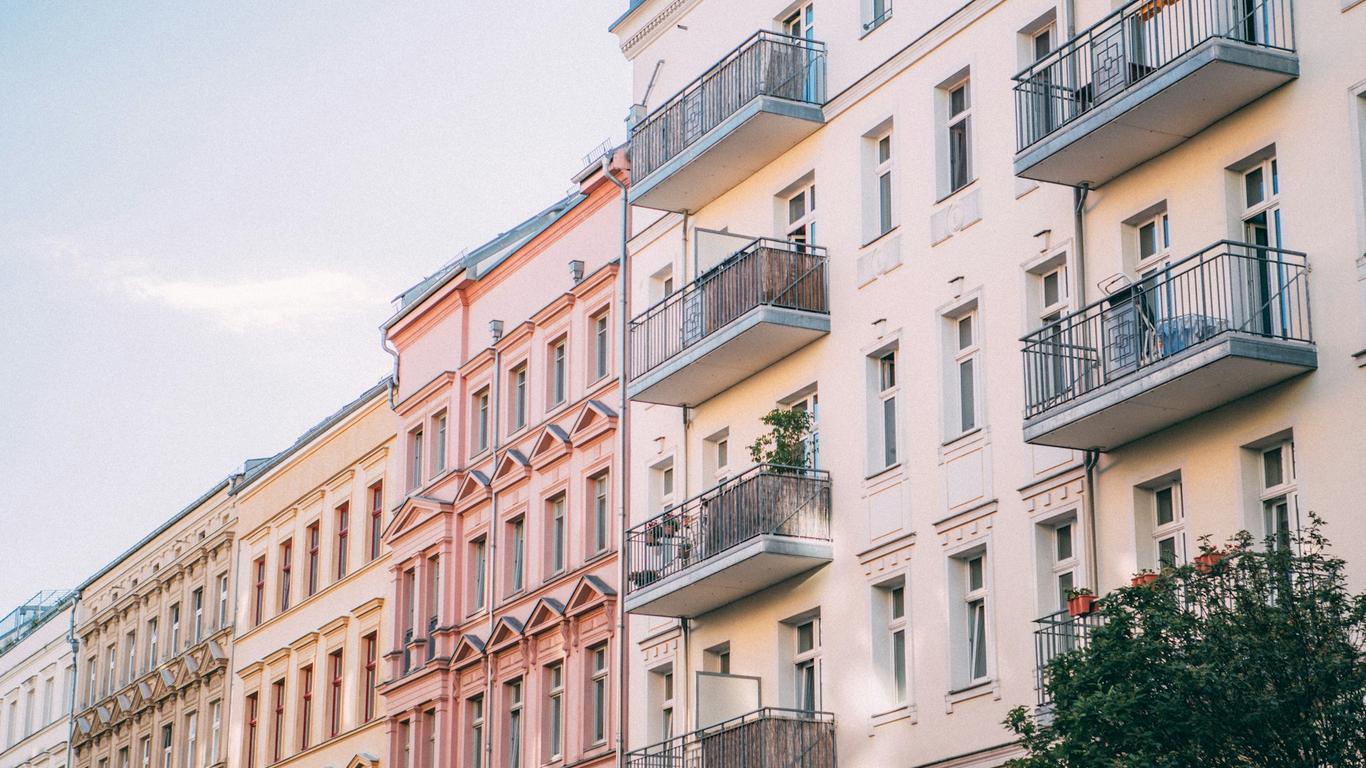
[379,152,626,768]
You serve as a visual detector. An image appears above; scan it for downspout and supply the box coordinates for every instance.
[381,336,400,409]
[1074,182,1101,589]
[484,345,503,768]
[600,154,631,768]
[63,592,80,768]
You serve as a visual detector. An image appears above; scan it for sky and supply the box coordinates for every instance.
[0,1,630,612]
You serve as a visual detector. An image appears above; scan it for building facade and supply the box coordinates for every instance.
[227,381,396,768]
[71,482,237,768]
[379,153,627,768]
[609,0,1366,766]
[0,591,76,768]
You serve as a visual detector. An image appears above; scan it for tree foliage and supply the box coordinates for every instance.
[1007,517,1366,768]
[747,407,812,469]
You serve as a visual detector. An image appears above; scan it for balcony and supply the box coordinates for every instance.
[629,238,829,407]
[1034,609,1105,708]
[629,31,826,212]
[624,465,831,618]
[1013,0,1296,186]
[1021,241,1314,451]
[625,708,836,768]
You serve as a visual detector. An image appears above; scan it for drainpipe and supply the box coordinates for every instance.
[483,343,503,768]
[381,336,400,409]
[1073,183,1101,589]
[600,153,631,768]
[64,592,80,768]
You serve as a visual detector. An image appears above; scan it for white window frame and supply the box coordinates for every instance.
[946,77,973,194]
[1259,439,1297,550]
[592,473,610,555]
[593,311,611,382]
[1135,211,1172,268]
[468,695,485,768]
[786,183,817,245]
[877,352,898,469]
[548,494,567,575]
[545,662,564,761]
[963,553,990,686]
[511,363,528,431]
[793,617,821,712]
[473,389,490,454]
[409,426,424,490]
[876,578,909,707]
[549,338,568,407]
[1152,481,1186,568]
[590,644,609,745]
[873,130,894,239]
[950,310,981,437]
[434,412,448,473]
[1050,520,1079,613]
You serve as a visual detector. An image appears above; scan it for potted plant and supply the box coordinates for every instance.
[628,569,660,588]
[1066,587,1098,617]
[748,407,813,472]
[1130,570,1159,587]
[1195,548,1229,573]
[644,516,682,545]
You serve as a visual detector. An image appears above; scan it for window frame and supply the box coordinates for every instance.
[946,77,973,194]
[951,310,981,437]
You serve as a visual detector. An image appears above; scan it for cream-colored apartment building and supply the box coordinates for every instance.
[0,591,76,768]
[227,380,395,768]
[71,482,237,768]
[610,0,1366,765]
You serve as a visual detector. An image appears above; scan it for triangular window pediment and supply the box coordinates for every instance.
[566,574,617,616]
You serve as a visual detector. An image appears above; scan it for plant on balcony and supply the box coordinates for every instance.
[747,407,813,471]
[1006,515,1366,767]
[1129,570,1158,587]
[643,515,683,545]
[1194,543,1231,574]
[1064,588,1097,617]
[628,568,661,589]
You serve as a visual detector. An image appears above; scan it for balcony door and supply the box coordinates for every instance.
[781,4,819,102]
[1241,158,1288,338]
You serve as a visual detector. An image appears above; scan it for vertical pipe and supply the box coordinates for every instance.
[483,345,502,768]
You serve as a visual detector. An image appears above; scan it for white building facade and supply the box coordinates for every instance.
[0,592,76,768]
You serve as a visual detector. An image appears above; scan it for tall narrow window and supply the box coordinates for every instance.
[509,518,525,595]
[369,482,384,561]
[216,573,229,630]
[299,666,313,751]
[512,364,528,430]
[410,427,424,490]
[786,183,817,245]
[471,537,487,612]
[794,618,820,711]
[592,312,610,381]
[550,338,567,407]
[590,643,608,745]
[791,394,820,469]
[253,557,266,625]
[169,603,181,652]
[1241,156,1287,338]
[426,555,440,658]
[143,617,156,669]
[125,630,138,685]
[878,352,898,468]
[86,656,96,706]
[435,413,447,473]
[592,473,610,554]
[964,554,989,684]
[306,523,320,597]
[184,710,197,768]
[191,588,203,643]
[468,696,484,768]
[278,541,292,613]
[140,735,152,768]
[208,700,221,765]
[1153,482,1185,567]
[327,650,343,738]
[877,580,908,705]
[1052,522,1079,611]
[506,679,523,768]
[952,312,979,435]
[398,719,411,768]
[548,494,566,575]
[875,132,893,237]
[544,663,564,761]
[422,709,436,768]
[119,747,130,768]
[271,679,285,763]
[160,723,173,768]
[1260,440,1297,550]
[474,388,490,454]
[363,633,378,722]
[335,503,350,581]
[947,78,972,193]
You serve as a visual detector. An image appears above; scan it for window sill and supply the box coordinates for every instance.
[944,679,998,712]
[941,426,984,449]
[935,178,979,207]
[864,462,902,482]
[861,225,900,250]
[870,702,915,727]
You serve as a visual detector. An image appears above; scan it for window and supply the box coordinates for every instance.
[549,338,567,407]
[650,460,675,513]
[1260,439,1297,550]
[191,588,204,643]
[402,567,417,662]
[506,679,523,768]
[875,579,908,706]
[547,494,566,575]
[161,723,173,768]
[86,656,96,706]
[950,311,980,436]
[328,649,343,738]
[508,517,525,595]
[216,573,229,630]
[793,618,820,711]
[1137,211,1172,265]
[253,557,266,625]
[961,552,990,685]
[1153,482,1185,568]
[473,388,491,454]
[141,735,152,768]
[435,413,447,473]
[874,351,898,468]
[208,700,222,765]
[335,503,350,581]
[119,747,130,768]
[1050,520,1079,612]
[278,541,292,613]
[706,644,731,674]
[873,131,894,238]
[589,644,608,745]
[658,669,675,740]
[369,483,384,561]
[271,679,285,763]
[299,665,313,750]
[306,523,321,597]
[786,183,817,245]
[511,364,528,431]
[1241,156,1290,337]
[468,696,485,768]
[185,711,198,768]
[398,719,411,768]
[591,473,610,555]
[426,555,440,656]
[125,630,138,685]
[471,537,487,612]
[593,311,610,381]
[946,77,972,193]
[544,663,564,760]
[168,603,181,652]
[864,0,892,31]
[409,427,424,490]
[363,633,378,721]
[146,618,158,673]
[422,709,436,768]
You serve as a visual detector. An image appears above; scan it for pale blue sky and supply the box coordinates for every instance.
[0,1,629,611]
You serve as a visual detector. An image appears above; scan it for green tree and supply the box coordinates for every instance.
[1006,517,1366,768]
[747,407,812,470]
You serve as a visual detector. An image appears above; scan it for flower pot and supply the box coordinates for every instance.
[1067,594,1098,617]
[1194,550,1227,573]
[1131,572,1159,587]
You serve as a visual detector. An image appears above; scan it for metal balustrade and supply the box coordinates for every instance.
[1034,608,1106,707]
[625,708,836,768]
[1013,0,1294,152]
[625,465,830,596]
[630,31,826,182]
[629,239,828,385]
[1021,241,1311,420]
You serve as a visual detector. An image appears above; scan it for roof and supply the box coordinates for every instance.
[0,590,76,657]
[233,377,393,493]
[609,0,649,32]
[383,192,587,331]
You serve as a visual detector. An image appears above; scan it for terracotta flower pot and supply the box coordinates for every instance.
[1131,572,1159,587]
[1067,594,1098,617]
[1195,550,1227,573]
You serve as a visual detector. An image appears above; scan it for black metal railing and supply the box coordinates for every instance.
[630,239,829,383]
[625,465,831,595]
[1034,608,1106,707]
[625,708,836,768]
[630,30,827,181]
[1013,0,1294,151]
[1021,241,1311,419]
